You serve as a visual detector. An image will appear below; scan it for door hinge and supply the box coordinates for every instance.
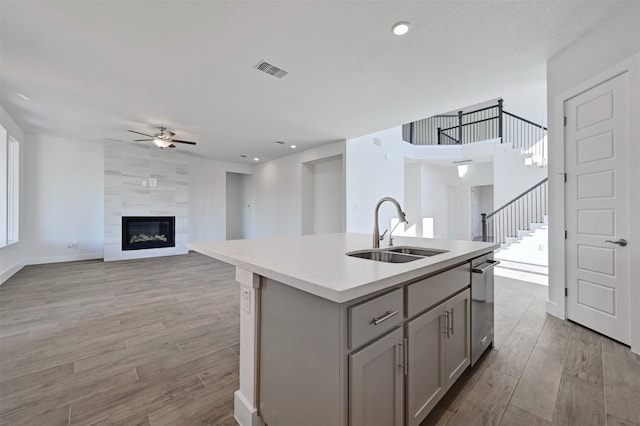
[565,288,568,297]
[564,173,567,182]
[564,116,567,126]
[565,230,568,239]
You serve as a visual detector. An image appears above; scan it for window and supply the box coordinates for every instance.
[0,124,19,247]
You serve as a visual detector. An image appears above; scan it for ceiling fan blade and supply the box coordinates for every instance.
[133,139,153,142]
[128,129,154,138]
[170,139,197,145]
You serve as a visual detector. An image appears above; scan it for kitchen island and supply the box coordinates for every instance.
[190,233,498,426]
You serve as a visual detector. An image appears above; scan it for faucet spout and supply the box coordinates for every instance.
[373,197,408,248]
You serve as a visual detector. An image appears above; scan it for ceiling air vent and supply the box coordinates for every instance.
[255,61,288,79]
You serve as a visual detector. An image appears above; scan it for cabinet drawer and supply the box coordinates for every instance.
[349,288,403,349]
[407,263,470,318]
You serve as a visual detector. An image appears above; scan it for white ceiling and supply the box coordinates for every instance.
[0,1,630,163]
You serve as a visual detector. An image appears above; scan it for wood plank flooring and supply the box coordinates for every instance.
[2,254,639,425]
[422,276,640,426]
[0,253,239,425]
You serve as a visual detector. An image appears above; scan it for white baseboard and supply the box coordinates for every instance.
[0,263,25,285]
[234,391,264,426]
[546,300,564,319]
[25,252,103,266]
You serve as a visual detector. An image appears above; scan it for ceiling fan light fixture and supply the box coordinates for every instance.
[153,138,172,148]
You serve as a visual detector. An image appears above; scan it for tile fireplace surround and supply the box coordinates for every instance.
[104,141,188,261]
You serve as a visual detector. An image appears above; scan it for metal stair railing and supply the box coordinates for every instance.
[481,178,548,244]
[403,100,548,164]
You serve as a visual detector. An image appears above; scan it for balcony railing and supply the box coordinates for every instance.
[403,100,548,163]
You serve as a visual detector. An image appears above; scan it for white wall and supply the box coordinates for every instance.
[0,105,25,283]
[546,2,640,352]
[403,162,423,236]
[404,159,494,242]
[493,147,547,209]
[189,156,252,242]
[312,156,344,234]
[226,172,253,240]
[346,128,408,235]
[252,141,345,239]
[503,79,548,127]
[418,164,457,239]
[24,134,104,264]
[240,172,253,239]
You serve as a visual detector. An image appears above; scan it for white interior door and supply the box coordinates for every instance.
[565,72,630,344]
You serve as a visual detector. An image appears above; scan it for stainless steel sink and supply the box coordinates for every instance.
[385,246,449,257]
[346,246,448,263]
[347,250,420,263]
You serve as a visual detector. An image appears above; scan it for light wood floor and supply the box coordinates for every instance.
[1,253,240,425]
[1,253,639,425]
[422,277,640,426]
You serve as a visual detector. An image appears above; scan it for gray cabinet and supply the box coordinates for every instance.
[406,302,447,426]
[406,289,471,426]
[444,290,470,388]
[350,327,404,426]
[258,260,477,426]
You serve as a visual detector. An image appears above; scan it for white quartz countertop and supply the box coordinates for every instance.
[189,233,499,303]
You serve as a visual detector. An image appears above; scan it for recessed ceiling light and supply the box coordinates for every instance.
[391,21,410,36]
[18,93,30,101]
[254,157,260,162]
[290,145,297,149]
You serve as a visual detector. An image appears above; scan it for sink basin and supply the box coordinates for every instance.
[346,246,448,263]
[385,246,449,257]
[346,250,422,263]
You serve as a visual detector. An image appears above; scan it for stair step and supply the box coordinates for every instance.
[530,222,545,231]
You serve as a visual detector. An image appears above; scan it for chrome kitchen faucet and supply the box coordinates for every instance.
[373,197,408,248]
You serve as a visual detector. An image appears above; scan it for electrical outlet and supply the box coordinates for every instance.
[149,178,157,188]
[241,287,251,313]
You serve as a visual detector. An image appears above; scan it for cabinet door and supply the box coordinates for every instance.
[444,289,470,389]
[350,327,404,426]
[406,302,447,426]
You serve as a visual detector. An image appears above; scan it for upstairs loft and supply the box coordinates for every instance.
[402,99,548,167]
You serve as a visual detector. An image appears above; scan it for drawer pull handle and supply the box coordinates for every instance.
[371,310,399,325]
[441,312,449,336]
[472,259,500,274]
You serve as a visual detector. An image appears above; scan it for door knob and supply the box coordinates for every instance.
[605,239,628,247]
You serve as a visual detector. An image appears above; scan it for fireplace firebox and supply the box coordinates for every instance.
[122,216,175,251]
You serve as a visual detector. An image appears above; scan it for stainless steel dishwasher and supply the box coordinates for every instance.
[470,253,499,366]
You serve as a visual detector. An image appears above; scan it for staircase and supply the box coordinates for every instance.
[493,217,548,285]
[404,100,549,284]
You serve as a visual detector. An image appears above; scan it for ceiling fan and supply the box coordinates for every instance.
[127,127,197,148]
